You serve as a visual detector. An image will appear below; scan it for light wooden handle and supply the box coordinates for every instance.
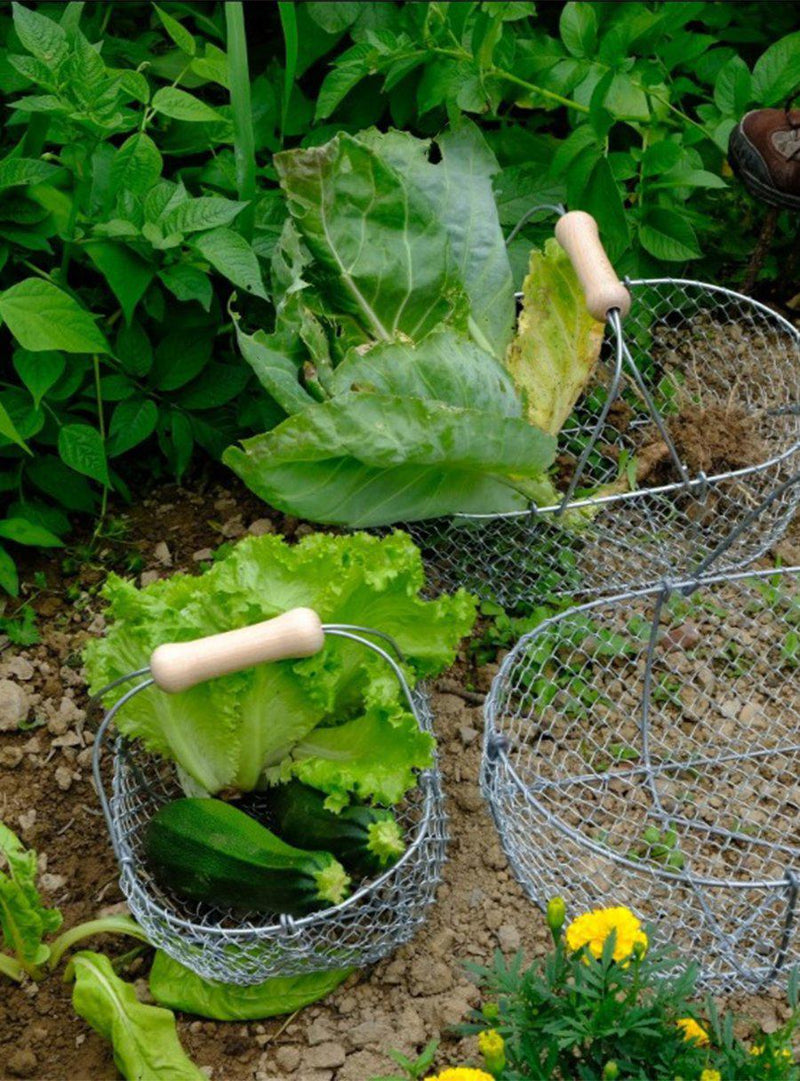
[150,608,325,693]
[555,210,631,322]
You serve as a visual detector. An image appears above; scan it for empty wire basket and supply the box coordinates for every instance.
[92,608,447,986]
[482,566,800,991]
[408,211,800,608]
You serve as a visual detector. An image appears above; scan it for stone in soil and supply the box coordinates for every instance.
[0,679,29,730]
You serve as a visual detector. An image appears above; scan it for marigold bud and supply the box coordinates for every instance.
[602,1062,619,1080]
[477,1028,506,1075]
[481,1002,499,1022]
[546,896,566,939]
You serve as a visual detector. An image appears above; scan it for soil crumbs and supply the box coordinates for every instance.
[0,474,793,1081]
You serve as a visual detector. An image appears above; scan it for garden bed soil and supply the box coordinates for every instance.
[0,474,796,1081]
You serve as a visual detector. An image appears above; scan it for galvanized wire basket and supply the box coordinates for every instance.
[92,609,447,986]
[482,565,800,991]
[408,212,800,608]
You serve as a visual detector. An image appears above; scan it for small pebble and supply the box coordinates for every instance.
[54,765,72,791]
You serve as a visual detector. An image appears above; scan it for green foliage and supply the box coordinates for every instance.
[464,913,800,1080]
[0,1,286,592]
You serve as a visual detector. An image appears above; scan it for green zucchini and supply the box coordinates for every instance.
[145,798,350,916]
[267,782,406,878]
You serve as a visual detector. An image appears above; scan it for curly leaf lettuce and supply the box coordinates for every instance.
[0,821,62,980]
[84,532,475,798]
[505,238,604,436]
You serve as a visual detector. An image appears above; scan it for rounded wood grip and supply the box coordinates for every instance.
[150,608,325,693]
[555,210,631,322]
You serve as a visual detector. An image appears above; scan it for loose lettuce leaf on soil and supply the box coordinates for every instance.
[0,821,62,980]
[68,951,204,1081]
[505,238,604,436]
[84,532,475,795]
[149,950,352,1020]
[224,391,558,527]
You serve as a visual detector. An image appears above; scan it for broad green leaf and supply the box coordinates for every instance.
[151,86,223,123]
[315,45,373,120]
[13,348,65,407]
[11,2,68,65]
[641,141,682,176]
[560,1,597,58]
[108,398,158,456]
[274,133,467,343]
[652,167,726,190]
[639,208,701,262]
[752,32,800,107]
[83,241,154,324]
[158,264,213,311]
[7,52,56,89]
[224,392,557,527]
[178,363,249,410]
[0,157,60,191]
[190,43,229,88]
[359,122,515,359]
[150,951,351,1020]
[115,68,150,104]
[305,2,361,33]
[115,320,153,377]
[0,820,62,972]
[0,394,31,452]
[26,455,95,512]
[69,952,205,1081]
[0,546,18,596]
[58,423,110,486]
[192,227,267,298]
[714,55,752,116]
[9,94,68,115]
[166,410,194,480]
[152,331,212,391]
[109,133,162,197]
[506,240,604,436]
[333,327,522,418]
[154,4,196,55]
[159,196,245,236]
[234,321,314,415]
[0,279,110,354]
[574,156,629,262]
[0,517,62,546]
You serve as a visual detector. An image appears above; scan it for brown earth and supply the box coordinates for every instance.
[0,472,797,1081]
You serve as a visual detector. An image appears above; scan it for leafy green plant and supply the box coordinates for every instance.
[84,530,476,800]
[462,903,800,1080]
[307,1,799,280]
[0,1,286,593]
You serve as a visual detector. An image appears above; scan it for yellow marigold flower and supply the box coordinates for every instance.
[700,1070,721,1081]
[477,1029,505,1073]
[564,906,648,964]
[751,1045,793,1062]
[677,1017,710,1046]
[424,1071,495,1081]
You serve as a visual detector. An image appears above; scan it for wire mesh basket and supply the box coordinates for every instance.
[482,565,800,992]
[407,212,800,608]
[92,609,447,986]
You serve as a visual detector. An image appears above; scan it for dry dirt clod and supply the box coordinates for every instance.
[192,547,215,562]
[153,541,172,566]
[0,679,29,730]
[4,656,34,681]
[248,519,275,536]
[7,1048,37,1078]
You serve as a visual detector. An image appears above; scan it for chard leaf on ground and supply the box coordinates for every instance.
[68,951,204,1081]
[505,238,604,436]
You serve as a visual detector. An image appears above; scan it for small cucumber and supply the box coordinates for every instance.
[145,798,350,916]
[267,782,406,878]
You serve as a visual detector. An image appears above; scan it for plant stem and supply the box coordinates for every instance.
[0,952,24,982]
[487,67,590,113]
[225,2,256,241]
[277,2,298,144]
[49,915,150,971]
[92,354,109,539]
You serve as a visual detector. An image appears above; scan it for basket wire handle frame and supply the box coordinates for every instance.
[551,210,691,517]
[91,610,423,882]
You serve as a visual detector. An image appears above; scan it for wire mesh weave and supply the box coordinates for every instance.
[409,281,800,608]
[482,566,800,992]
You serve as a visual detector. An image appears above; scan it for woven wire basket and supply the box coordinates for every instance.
[93,613,447,986]
[407,216,800,608]
[482,566,800,992]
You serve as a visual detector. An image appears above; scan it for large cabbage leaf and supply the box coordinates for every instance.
[505,238,604,436]
[84,533,475,799]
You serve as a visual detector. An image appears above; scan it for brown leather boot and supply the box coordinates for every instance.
[728,108,800,210]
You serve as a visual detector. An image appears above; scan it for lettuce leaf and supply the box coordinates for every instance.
[505,238,604,436]
[149,950,352,1020]
[68,952,204,1081]
[0,821,62,980]
[84,532,475,797]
